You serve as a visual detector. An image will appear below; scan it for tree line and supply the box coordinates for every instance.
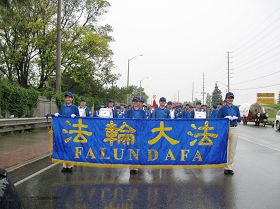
[0,0,148,105]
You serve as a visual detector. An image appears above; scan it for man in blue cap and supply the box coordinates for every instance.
[217,92,241,175]
[55,92,79,118]
[54,91,79,173]
[166,101,175,119]
[125,96,146,120]
[125,96,146,175]
[151,97,171,119]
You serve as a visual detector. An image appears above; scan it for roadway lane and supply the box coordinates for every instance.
[13,125,280,209]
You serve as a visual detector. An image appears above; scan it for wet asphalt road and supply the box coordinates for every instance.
[12,124,280,209]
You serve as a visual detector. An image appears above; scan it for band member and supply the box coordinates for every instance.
[54,92,79,173]
[151,97,171,119]
[174,104,186,119]
[125,96,146,175]
[185,104,191,118]
[107,99,119,118]
[190,101,206,119]
[210,105,218,118]
[217,92,241,175]
[118,104,126,118]
[78,97,91,117]
[166,101,175,119]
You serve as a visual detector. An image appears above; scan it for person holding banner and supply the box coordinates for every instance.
[125,96,146,175]
[151,97,171,119]
[54,91,79,173]
[217,92,241,175]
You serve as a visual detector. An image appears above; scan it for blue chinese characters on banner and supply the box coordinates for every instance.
[51,116,229,168]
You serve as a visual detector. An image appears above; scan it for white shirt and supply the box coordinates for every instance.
[78,106,87,117]
[99,108,113,118]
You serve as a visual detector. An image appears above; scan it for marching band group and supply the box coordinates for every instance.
[55,91,241,176]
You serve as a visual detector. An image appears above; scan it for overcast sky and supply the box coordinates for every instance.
[101,0,280,105]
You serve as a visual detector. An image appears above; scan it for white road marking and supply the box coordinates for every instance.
[239,134,280,152]
[14,163,57,187]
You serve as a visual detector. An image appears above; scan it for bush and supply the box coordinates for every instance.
[0,81,39,117]
[0,81,96,118]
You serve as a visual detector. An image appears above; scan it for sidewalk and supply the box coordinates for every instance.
[0,128,50,170]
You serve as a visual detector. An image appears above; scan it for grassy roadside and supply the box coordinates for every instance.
[264,104,280,122]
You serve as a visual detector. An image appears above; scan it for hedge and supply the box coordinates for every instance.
[0,81,39,117]
[0,81,96,118]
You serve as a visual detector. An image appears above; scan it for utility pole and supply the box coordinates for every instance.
[55,0,62,93]
[178,90,180,102]
[139,80,142,99]
[192,82,194,104]
[227,51,230,93]
[202,72,205,104]
[227,51,233,93]
[127,59,130,88]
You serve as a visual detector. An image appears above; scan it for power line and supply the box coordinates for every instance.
[234,30,280,62]
[232,83,280,91]
[232,7,280,52]
[233,40,280,69]
[233,49,280,72]
[232,69,280,86]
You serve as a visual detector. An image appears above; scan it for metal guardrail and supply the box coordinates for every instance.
[0,117,52,133]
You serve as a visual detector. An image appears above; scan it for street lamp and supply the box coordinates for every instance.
[126,54,143,104]
[127,54,143,88]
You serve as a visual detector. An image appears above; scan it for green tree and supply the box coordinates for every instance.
[211,83,223,106]
[0,0,116,90]
[206,93,212,107]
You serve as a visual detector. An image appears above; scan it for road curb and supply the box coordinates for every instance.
[6,153,50,173]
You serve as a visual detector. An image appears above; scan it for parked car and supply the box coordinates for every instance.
[274,110,280,131]
[0,168,23,209]
[239,103,269,126]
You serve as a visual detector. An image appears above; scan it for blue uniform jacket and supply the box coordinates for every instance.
[151,107,171,119]
[217,104,241,127]
[126,108,146,119]
[118,110,126,119]
[174,110,186,119]
[59,104,80,117]
[210,109,218,118]
[145,110,151,119]
[185,111,191,118]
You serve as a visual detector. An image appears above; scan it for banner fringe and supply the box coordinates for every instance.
[52,159,226,170]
